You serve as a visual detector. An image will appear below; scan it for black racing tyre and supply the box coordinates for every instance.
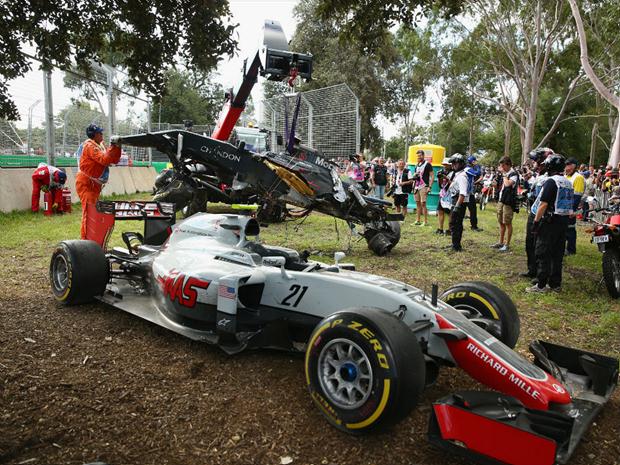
[440,281,520,349]
[385,221,401,245]
[305,308,426,434]
[49,240,109,305]
[367,233,391,256]
[602,250,620,299]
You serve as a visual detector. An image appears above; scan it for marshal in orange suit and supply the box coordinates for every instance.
[76,124,121,239]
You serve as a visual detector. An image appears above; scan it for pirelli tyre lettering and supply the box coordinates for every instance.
[305,308,425,434]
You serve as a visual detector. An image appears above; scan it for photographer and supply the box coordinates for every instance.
[447,154,469,252]
[526,155,574,294]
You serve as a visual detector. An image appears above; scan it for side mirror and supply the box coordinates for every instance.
[334,252,345,265]
[263,256,286,268]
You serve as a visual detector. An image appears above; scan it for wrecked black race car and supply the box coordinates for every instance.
[50,201,618,465]
[121,130,402,255]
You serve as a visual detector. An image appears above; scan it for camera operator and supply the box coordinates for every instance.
[526,155,574,293]
[519,147,554,280]
[447,154,469,252]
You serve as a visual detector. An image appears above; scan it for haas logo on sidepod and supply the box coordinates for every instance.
[156,269,210,308]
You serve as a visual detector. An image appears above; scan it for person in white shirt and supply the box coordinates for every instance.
[447,154,470,252]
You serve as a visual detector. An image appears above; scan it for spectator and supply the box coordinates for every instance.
[391,159,413,218]
[346,154,365,186]
[466,155,483,232]
[412,149,434,226]
[564,158,585,255]
[370,157,389,199]
[491,156,519,252]
[436,158,452,235]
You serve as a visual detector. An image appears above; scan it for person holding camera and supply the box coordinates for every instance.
[447,154,470,252]
[491,156,519,252]
[412,149,434,226]
[526,155,574,293]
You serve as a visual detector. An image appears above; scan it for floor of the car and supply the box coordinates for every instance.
[98,282,218,344]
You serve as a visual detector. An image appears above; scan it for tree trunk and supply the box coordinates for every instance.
[469,114,475,155]
[504,112,512,159]
[589,121,598,166]
[610,110,620,168]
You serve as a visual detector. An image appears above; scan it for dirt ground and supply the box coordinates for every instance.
[0,227,619,465]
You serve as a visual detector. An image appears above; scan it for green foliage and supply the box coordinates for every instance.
[315,0,464,48]
[290,0,397,150]
[156,69,223,126]
[0,0,236,120]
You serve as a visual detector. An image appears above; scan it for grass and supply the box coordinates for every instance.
[1,194,618,357]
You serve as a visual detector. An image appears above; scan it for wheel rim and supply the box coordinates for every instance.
[52,254,69,293]
[453,303,502,339]
[317,338,373,410]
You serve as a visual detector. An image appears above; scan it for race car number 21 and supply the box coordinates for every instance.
[281,284,309,307]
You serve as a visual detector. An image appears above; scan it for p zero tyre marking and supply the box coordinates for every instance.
[345,379,391,430]
[469,292,499,319]
[305,322,331,384]
[52,251,71,300]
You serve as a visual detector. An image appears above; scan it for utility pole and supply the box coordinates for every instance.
[43,69,55,165]
[105,65,116,137]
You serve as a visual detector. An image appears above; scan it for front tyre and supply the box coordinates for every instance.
[602,249,620,298]
[440,281,520,348]
[50,240,109,305]
[305,308,425,434]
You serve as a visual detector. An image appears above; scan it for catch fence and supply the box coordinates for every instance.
[1,57,150,168]
[261,83,360,161]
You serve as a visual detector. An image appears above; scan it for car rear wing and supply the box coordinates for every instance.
[86,200,175,250]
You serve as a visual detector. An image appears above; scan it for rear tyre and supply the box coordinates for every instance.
[305,308,426,434]
[50,240,109,305]
[602,250,620,299]
[440,281,520,348]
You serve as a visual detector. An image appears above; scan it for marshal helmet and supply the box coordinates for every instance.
[86,124,104,139]
[543,154,566,174]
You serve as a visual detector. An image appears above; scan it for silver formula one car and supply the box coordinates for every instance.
[49,201,618,465]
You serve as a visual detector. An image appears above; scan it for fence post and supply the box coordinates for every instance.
[43,69,55,165]
[146,100,152,165]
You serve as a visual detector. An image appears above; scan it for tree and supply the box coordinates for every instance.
[568,0,620,166]
[156,69,223,126]
[384,24,442,159]
[315,0,464,47]
[449,0,579,162]
[290,0,398,150]
[0,0,236,120]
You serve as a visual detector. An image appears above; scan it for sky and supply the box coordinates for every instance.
[6,0,417,139]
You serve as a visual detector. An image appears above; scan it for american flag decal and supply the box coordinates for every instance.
[218,284,236,299]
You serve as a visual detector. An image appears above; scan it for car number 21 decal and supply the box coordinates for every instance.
[281,284,309,307]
